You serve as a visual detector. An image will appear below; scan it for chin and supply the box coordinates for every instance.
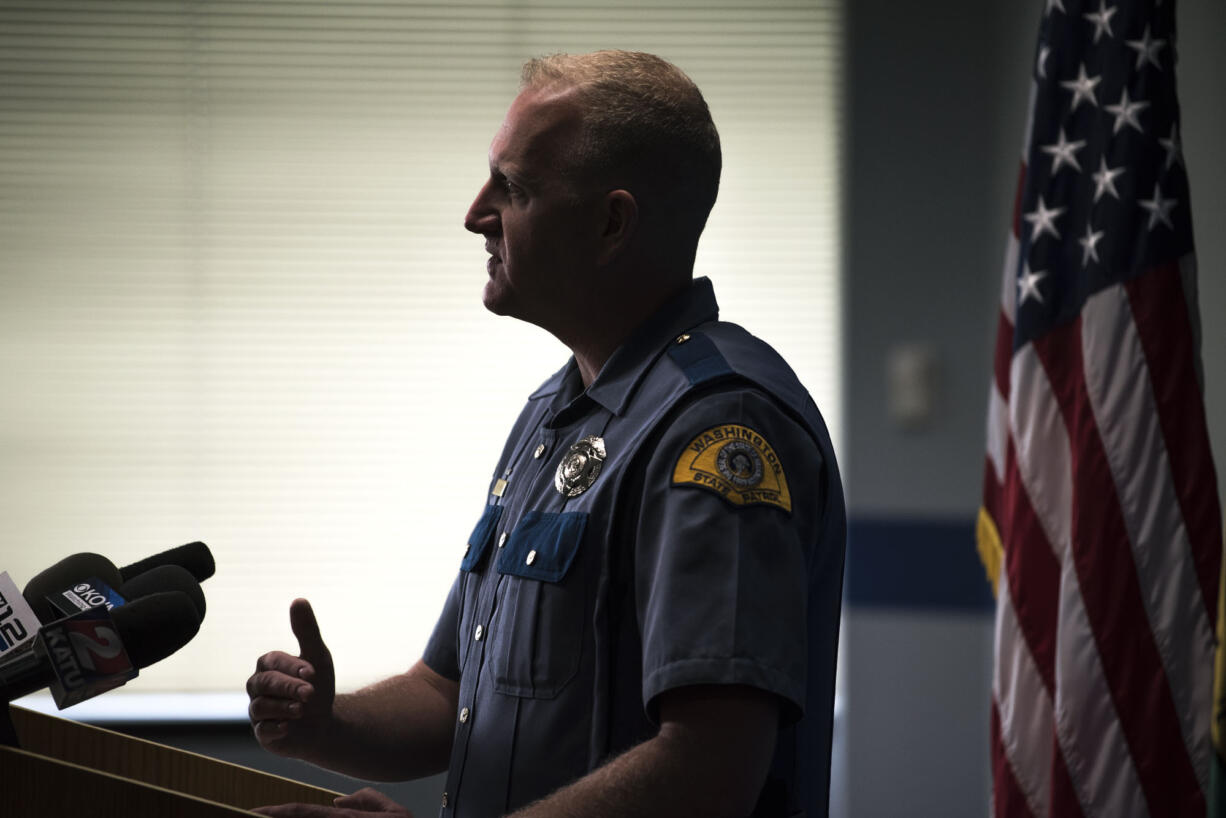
[482,278,515,317]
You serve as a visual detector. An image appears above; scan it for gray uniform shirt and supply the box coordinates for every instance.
[423,277,845,817]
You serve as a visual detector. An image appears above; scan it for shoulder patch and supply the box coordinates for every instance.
[671,424,792,513]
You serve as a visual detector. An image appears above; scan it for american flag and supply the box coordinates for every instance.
[977,0,1222,816]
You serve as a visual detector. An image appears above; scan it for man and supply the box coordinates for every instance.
[246,50,845,818]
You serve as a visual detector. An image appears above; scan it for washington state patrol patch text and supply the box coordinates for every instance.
[671,423,792,512]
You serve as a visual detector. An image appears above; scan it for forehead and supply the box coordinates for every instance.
[489,87,584,177]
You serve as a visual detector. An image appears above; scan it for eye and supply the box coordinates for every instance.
[488,168,524,201]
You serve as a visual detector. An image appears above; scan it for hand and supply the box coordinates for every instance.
[247,598,337,758]
[252,787,415,817]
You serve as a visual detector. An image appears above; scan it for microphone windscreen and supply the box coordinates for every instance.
[111,591,201,669]
[118,565,206,621]
[22,553,124,623]
[118,542,215,584]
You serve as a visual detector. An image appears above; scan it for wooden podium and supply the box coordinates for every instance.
[1,705,342,816]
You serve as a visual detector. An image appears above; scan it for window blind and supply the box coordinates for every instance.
[0,0,842,707]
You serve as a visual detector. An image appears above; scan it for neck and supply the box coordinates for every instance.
[558,276,690,388]
[572,341,618,388]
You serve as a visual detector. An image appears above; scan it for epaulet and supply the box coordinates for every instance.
[665,330,734,387]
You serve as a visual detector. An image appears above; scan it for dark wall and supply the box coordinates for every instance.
[845,0,1004,517]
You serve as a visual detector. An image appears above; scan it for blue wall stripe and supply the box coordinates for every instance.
[845,516,996,612]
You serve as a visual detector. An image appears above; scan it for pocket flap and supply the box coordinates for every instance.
[496,511,587,583]
[461,504,503,572]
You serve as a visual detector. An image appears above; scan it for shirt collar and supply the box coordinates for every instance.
[528,277,720,421]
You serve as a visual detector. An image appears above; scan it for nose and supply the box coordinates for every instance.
[464,178,499,236]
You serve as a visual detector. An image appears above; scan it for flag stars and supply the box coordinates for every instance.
[1060,64,1101,111]
[1125,25,1165,70]
[1091,157,1125,202]
[1017,264,1048,306]
[1159,123,1183,169]
[1024,196,1066,242]
[1037,45,1052,79]
[1046,0,1065,15]
[1138,183,1176,230]
[1083,1,1118,43]
[1041,127,1087,174]
[1078,223,1105,266]
[1104,87,1149,134]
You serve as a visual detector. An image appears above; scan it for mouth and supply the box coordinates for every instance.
[484,242,502,275]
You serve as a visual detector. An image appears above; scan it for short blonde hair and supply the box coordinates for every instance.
[521,50,722,241]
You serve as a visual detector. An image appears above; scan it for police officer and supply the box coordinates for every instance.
[247,50,845,818]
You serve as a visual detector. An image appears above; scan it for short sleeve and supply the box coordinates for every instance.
[634,386,825,723]
[421,572,463,682]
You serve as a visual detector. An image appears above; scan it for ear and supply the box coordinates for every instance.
[597,189,638,265]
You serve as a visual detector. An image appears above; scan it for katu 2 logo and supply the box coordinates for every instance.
[61,616,130,676]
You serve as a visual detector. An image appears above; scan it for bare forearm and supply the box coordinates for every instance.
[301,662,456,781]
[508,730,758,818]
[508,686,776,818]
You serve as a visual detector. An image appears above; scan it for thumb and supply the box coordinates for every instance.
[289,598,330,664]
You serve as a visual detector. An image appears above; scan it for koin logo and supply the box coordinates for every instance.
[65,581,115,612]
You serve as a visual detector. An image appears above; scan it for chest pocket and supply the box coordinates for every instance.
[462,503,502,572]
[457,504,502,671]
[490,510,588,699]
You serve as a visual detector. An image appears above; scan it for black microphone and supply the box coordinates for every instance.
[118,541,214,584]
[0,590,201,707]
[23,546,213,624]
[105,590,201,667]
[118,564,206,621]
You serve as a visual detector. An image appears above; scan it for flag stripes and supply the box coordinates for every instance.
[1034,313,1204,817]
[1000,442,1060,696]
[987,269,1214,816]
[1006,340,1150,818]
[991,701,1042,818]
[1125,259,1221,623]
[1081,280,1215,787]
[1048,734,1085,818]
[993,579,1055,815]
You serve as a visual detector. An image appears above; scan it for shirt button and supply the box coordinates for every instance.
[498,531,508,548]
[459,707,470,724]
[441,792,448,808]
[526,550,537,566]
[474,624,484,641]
[533,443,545,459]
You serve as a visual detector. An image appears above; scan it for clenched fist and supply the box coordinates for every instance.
[246,598,336,758]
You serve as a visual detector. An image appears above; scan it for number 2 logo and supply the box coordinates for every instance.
[69,626,124,671]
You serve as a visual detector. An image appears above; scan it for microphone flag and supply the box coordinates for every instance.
[0,572,39,660]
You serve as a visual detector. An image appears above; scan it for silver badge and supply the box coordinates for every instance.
[554,435,606,497]
[716,440,764,488]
